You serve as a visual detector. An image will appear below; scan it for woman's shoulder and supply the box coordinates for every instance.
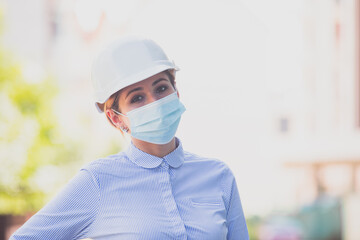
[182,151,236,191]
[183,151,230,171]
[80,151,131,176]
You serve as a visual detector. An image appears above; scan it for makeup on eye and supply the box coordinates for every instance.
[125,78,170,100]
[155,84,169,94]
[129,84,170,104]
[151,78,169,86]
[125,87,143,100]
[153,78,172,94]
[130,94,144,104]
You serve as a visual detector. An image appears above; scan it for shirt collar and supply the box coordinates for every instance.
[125,138,184,169]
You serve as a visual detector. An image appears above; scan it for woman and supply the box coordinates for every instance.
[10,36,249,239]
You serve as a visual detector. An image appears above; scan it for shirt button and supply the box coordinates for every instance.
[161,162,166,167]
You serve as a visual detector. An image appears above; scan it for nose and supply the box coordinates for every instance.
[146,93,158,104]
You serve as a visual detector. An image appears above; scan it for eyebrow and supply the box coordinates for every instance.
[152,78,168,86]
[125,78,169,99]
[125,87,143,99]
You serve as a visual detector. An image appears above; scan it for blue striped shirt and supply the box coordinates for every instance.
[10,138,249,239]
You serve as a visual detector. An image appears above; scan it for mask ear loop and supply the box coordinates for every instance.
[121,127,129,133]
[112,109,129,133]
[112,108,126,117]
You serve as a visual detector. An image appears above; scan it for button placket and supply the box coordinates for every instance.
[158,161,187,239]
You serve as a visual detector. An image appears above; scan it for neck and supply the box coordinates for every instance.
[131,138,177,157]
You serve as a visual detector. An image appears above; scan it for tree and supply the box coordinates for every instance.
[0,48,79,214]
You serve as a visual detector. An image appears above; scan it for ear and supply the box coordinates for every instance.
[106,109,122,128]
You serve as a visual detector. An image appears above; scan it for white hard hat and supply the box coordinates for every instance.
[91,36,179,113]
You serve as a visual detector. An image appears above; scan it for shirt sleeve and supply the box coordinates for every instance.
[9,168,100,240]
[222,166,249,240]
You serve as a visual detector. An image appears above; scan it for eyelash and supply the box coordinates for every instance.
[130,95,143,104]
[156,85,168,93]
[130,85,169,104]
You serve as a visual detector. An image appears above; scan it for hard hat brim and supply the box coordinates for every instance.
[95,63,179,113]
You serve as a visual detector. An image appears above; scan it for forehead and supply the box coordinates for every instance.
[120,71,170,92]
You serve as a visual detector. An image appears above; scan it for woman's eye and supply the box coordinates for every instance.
[130,95,144,103]
[156,85,168,93]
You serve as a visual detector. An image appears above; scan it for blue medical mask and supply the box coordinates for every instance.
[113,92,186,144]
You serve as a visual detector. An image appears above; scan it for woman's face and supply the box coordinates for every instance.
[119,71,176,113]
[109,71,177,131]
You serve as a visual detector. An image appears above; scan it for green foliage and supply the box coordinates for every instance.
[0,49,78,214]
[0,11,121,215]
[0,184,45,215]
[246,215,262,240]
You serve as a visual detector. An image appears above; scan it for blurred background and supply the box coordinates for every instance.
[0,0,359,239]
